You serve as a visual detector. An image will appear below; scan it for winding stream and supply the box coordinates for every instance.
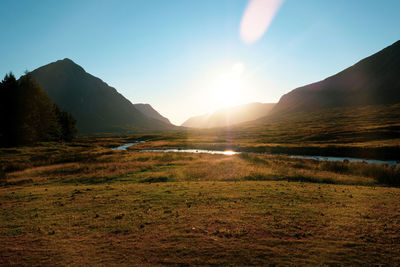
[290,155,399,166]
[112,141,145,150]
[142,149,238,155]
[113,142,399,165]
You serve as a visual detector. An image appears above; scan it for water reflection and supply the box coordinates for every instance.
[291,155,399,166]
[112,141,144,150]
[142,149,238,155]
[113,143,398,165]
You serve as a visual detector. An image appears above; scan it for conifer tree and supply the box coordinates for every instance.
[0,73,77,147]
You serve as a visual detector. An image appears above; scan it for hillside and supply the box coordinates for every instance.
[271,40,400,115]
[133,103,172,125]
[182,102,275,128]
[181,113,211,128]
[30,59,175,134]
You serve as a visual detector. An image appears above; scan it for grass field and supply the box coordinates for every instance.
[161,104,400,161]
[1,138,400,265]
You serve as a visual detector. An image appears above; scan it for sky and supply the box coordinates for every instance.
[1,0,400,125]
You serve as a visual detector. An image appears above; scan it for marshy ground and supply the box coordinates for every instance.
[0,136,399,265]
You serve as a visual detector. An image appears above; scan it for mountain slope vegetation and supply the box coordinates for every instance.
[30,59,175,134]
[271,40,400,115]
[182,102,275,128]
[133,103,172,125]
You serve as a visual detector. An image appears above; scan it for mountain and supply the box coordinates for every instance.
[30,58,175,134]
[133,103,172,125]
[271,40,400,115]
[182,102,275,128]
[181,113,212,128]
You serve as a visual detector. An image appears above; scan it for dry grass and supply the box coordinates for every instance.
[4,149,385,186]
[0,138,399,265]
[1,181,399,266]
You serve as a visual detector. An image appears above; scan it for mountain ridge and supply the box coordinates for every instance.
[270,40,400,115]
[133,103,172,125]
[30,58,176,134]
[182,102,275,128]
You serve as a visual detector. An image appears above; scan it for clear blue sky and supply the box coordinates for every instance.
[1,0,399,124]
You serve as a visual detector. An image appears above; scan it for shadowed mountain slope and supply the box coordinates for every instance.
[133,103,172,125]
[271,40,400,115]
[182,102,275,128]
[30,59,175,134]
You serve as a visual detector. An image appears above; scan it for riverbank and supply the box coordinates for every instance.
[113,141,400,166]
[1,138,399,187]
[1,138,400,265]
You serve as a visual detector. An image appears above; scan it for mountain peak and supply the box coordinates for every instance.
[42,58,86,74]
[61,58,75,63]
[50,58,78,66]
[270,40,400,115]
[29,60,176,133]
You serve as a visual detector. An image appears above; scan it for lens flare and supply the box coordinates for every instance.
[240,0,284,44]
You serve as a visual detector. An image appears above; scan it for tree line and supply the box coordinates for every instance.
[0,73,77,147]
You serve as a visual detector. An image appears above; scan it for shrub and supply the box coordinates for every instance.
[361,165,400,186]
[319,161,349,174]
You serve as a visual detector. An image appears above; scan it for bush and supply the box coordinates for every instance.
[319,160,400,186]
[360,165,400,186]
[140,176,171,183]
[319,161,349,174]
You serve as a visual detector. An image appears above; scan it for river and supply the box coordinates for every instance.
[112,142,399,165]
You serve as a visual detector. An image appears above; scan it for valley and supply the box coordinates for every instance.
[1,8,399,264]
[1,135,399,265]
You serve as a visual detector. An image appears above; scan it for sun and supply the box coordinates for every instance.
[211,62,245,110]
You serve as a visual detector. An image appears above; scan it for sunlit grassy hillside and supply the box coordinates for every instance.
[156,104,400,160]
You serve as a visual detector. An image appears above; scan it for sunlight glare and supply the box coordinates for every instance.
[240,0,284,44]
[232,62,245,75]
[222,150,238,155]
[212,62,246,109]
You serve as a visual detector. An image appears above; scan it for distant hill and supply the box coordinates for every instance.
[182,102,275,128]
[133,103,172,125]
[30,58,175,134]
[181,113,211,128]
[271,40,400,115]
